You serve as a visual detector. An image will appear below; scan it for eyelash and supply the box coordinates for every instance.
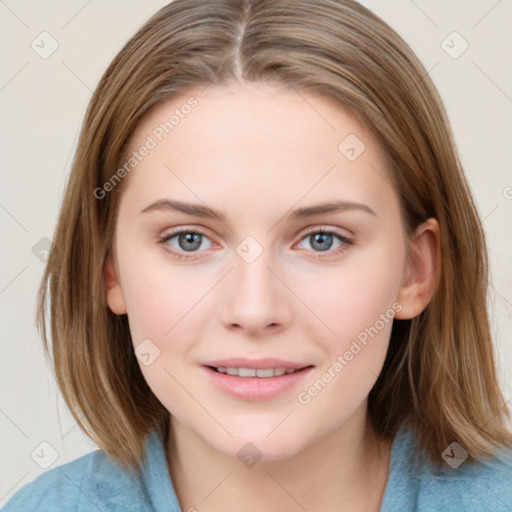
[157,227,354,261]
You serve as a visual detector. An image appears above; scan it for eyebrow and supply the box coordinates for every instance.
[140,199,377,221]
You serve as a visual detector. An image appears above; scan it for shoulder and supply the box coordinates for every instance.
[417,450,512,512]
[1,447,149,512]
[382,425,512,512]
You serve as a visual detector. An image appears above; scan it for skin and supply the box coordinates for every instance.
[105,81,439,512]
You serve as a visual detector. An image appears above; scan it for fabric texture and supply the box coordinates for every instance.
[2,423,512,511]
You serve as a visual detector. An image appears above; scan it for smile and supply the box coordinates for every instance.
[211,366,299,377]
[203,365,314,400]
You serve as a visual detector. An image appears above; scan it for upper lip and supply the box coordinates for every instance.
[202,357,312,370]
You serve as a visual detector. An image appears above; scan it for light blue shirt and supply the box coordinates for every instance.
[2,424,512,511]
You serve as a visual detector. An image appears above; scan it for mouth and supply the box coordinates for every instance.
[202,361,315,401]
[205,365,312,378]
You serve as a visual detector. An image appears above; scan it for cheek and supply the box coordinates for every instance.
[290,240,404,407]
[293,272,398,426]
[116,246,209,412]
[115,236,203,352]
[292,241,405,347]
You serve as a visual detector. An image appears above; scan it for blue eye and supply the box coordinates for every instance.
[297,228,353,258]
[171,232,204,251]
[158,230,213,260]
[158,227,353,261]
[302,231,338,252]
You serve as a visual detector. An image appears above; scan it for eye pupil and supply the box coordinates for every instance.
[179,232,202,251]
[311,232,333,252]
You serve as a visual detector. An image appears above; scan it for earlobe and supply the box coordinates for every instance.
[104,253,127,315]
[395,218,440,320]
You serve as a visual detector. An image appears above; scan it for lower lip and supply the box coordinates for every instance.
[202,366,314,401]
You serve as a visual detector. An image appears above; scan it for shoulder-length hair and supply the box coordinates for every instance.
[38,0,512,472]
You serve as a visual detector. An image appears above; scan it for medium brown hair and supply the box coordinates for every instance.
[38,0,512,472]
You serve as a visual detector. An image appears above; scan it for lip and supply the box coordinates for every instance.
[202,359,314,401]
[202,357,310,370]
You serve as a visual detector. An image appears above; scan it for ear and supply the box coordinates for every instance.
[395,218,440,320]
[104,252,127,315]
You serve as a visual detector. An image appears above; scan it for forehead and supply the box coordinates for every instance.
[120,83,397,219]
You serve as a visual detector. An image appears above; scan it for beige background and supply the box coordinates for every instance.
[1,0,511,505]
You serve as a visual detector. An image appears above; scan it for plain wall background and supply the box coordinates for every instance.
[1,0,511,505]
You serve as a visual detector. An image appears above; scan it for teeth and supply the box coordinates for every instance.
[239,367,256,377]
[256,368,274,378]
[217,367,298,378]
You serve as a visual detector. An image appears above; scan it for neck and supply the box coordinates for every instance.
[166,405,392,512]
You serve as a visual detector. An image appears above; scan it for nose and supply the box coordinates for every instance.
[218,247,292,336]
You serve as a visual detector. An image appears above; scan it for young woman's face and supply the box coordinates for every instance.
[106,82,416,461]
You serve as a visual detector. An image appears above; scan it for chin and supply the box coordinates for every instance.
[211,430,307,463]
